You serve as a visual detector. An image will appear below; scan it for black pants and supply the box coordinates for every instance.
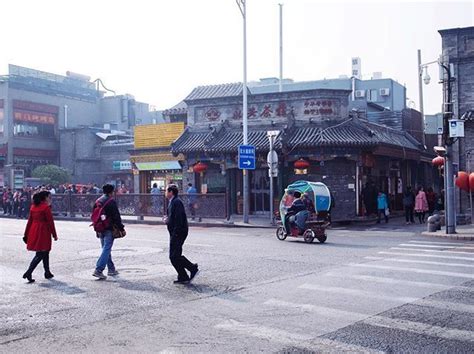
[416,211,426,224]
[169,233,195,281]
[404,206,414,223]
[377,209,388,223]
[25,251,50,275]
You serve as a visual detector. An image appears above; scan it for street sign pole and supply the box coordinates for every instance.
[267,130,279,225]
[236,0,249,223]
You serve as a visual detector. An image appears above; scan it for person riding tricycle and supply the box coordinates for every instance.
[276,180,331,243]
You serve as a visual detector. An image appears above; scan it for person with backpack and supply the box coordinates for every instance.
[22,191,58,283]
[91,184,125,280]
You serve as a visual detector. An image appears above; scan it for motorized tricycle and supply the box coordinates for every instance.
[276,180,331,243]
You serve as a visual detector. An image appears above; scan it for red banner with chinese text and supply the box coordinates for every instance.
[14,110,56,125]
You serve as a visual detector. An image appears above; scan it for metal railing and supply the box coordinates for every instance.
[51,193,228,219]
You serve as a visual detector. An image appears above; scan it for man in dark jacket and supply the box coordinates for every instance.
[92,184,125,280]
[165,184,198,284]
[284,191,307,235]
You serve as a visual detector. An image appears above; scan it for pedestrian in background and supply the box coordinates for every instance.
[186,183,198,220]
[164,184,199,284]
[403,186,415,224]
[92,184,125,280]
[22,191,58,283]
[415,186,429,224]
[425,187,436,215]
[376,191,389,224]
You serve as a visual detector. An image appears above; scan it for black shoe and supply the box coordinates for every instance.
[45,271,54,279]
[22,272,35,283]
[173,278,190,284]
[190,264,199,281]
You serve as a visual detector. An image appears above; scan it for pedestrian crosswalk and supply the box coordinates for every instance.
[214,238,474,352]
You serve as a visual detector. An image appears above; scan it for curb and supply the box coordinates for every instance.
[421,231,474,241]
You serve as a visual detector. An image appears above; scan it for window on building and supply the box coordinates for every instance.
[0,108,4,136]
[367,89,378,102]
[14,122,55,137]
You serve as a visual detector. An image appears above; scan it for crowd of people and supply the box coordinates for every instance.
[362,182,444,225]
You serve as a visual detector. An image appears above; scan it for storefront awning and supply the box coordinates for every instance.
[135,161,181,171]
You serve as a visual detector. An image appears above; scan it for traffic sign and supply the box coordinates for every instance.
[238,145,256,170]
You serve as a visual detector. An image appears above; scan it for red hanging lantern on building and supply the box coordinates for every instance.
[193,162,208,174]
[432,156,445,167]
[455,171,470,192]
[470,172,474,191]
[294,158,310,169]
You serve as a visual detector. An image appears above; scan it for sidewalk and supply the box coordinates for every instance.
[0,212,404,229]
[421,224,474,241]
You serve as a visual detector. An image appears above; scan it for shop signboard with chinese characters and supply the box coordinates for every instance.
[113,161,132,171]
[195,98,341,123]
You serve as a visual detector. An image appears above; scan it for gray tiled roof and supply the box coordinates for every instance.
[171,119,421,155]
[288,119,420,150]
[185,83,245,101]
[163,100,187,115]
[172,127,282,154]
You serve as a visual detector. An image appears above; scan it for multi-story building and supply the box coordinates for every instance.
[170,81,429,221]
[439,26,474,214]
[0,64,160,187]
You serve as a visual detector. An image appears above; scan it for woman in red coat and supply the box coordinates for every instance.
[22,191,58,283]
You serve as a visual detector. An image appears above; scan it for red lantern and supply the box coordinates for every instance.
[294,158,310,169]
[432,156,445,167]
[193,162,208,174]
[470,172,474,191]
[455,171,470,192]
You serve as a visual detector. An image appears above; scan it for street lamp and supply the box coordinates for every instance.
[419,52,457,234]
[236,0,249,223]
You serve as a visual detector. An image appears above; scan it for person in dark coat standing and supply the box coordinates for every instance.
[165,184,198,284]
[92,184,125,280]
[22,191,58,283]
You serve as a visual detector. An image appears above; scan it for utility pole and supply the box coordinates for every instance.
[417,49,426,147]
[279,3,283,93]
[441,62,456,234]
[236,0,249,223]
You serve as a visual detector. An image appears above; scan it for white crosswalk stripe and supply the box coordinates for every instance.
[264,299,368,320]
[352,263,474,279]
[364,256,474,268]
[215,319,384,353]
[391,247,474,255]
[398,243,474,250]
[408,240,469,246]
[378,251,474,261]
[364,316,474,343]
[419,299,474,314]
[298,283,418,303]
[329,274,473,291]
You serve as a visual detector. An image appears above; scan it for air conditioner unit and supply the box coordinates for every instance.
[380,88,390,96]
[355,90,365,98]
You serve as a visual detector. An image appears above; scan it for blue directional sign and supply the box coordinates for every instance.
[238,145,256,170]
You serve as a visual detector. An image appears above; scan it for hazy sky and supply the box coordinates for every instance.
[1,0,472,114]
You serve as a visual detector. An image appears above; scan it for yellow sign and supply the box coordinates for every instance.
[134,122,184,149]
[130,153,184,163]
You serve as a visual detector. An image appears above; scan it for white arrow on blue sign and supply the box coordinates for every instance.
[238,145,256,170]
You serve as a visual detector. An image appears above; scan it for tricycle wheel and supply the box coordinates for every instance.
[303,229,315,243]
[317,235,327,243]
[276,226,287,240]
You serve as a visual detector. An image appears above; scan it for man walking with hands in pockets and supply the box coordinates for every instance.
[164,184,199,284]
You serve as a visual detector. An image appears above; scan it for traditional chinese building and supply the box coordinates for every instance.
[171,82,430,221]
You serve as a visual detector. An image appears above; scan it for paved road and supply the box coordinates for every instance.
[1,218,473,353]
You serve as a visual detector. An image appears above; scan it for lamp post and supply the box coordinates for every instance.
[236,0,249,223]
[421,55,456,234]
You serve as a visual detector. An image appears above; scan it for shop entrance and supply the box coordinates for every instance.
[250,169,270,214]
